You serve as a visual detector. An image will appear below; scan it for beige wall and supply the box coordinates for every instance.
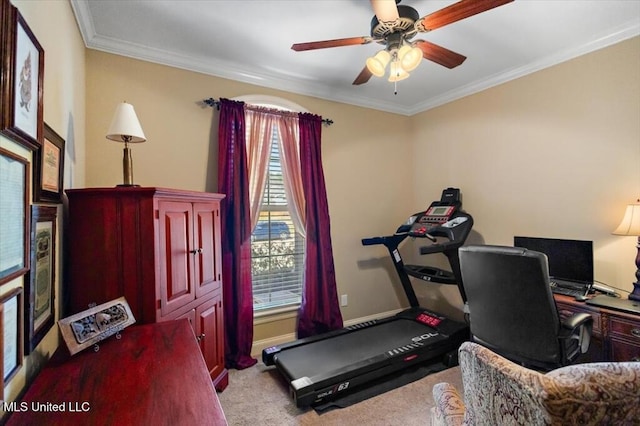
[410,37,640,318]
[2,0,85,409]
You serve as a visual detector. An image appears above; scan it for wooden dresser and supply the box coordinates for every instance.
[555,294,640,362]
[5,320,227,425]
[65,187,227,390]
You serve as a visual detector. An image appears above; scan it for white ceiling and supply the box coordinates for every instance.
[70,0,640,116]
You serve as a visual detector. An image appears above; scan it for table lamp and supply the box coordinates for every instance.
[612,199,640,301]
[106,102,146,186]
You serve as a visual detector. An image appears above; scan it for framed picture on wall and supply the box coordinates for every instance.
[0,0,14,120]
[24,205,57,354]
[33,123,65,203]
[0,2,44,151]
[1,287,23,387]
[0,147,30,286]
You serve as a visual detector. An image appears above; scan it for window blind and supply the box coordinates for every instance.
[251,131,305,311]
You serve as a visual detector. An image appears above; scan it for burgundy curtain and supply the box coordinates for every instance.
[217,99,257,369]
[297,112,343,338]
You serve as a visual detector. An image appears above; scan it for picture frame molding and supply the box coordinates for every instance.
[0,1,44,151]
[33,123,65,203]
[24,205,57,354]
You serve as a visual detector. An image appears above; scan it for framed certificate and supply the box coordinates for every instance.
[0,147,30,286]
[1,287,23,386]
[25,205,57,354]
[33,123,65,203]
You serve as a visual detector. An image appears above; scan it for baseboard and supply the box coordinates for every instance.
[251,308,403,358]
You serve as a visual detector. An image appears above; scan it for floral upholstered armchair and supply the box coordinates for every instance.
[431,341,640,425]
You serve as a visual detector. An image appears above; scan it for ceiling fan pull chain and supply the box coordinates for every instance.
[394,80,398,95]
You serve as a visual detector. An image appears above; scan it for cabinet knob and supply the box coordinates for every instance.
[632,328,640,338]
[190,248,203,255]
[197,333,205,342]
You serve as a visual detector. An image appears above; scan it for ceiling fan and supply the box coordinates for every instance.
[291,0,514,85]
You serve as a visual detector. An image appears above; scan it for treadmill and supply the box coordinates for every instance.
[262,188,473,407]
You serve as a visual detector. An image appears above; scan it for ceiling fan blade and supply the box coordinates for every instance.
[353,66,373,85]
[291,36,373,52]
[415,40,466,69]
[417,0,513,32]
[370,0,399,23]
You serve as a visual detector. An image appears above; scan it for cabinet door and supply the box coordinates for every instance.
[173,308,196,332]
[158,201,196,315]
[196,293,225,387]
[193,203,222,298]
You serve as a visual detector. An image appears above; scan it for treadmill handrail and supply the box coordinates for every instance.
[360,231,418,307]
[361,232,408,248]
[419,214,474,255]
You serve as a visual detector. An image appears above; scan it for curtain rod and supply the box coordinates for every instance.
[203,98,334,126]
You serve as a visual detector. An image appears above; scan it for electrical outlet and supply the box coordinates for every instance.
[341,294,348,307]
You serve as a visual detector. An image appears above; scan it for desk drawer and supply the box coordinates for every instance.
[609,317,640,342]
[609,317,640,362]
[610,338,640,362]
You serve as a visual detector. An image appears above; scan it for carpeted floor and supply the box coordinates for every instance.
[217,362,463,425]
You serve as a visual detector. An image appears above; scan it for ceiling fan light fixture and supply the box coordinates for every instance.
[388,60,410,82]
[366,50,391,77]
[399,45,422,72]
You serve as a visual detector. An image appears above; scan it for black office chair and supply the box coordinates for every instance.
[458,245,592,371]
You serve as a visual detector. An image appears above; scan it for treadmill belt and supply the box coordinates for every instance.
[313,360,448,412]
[275,318,444,380]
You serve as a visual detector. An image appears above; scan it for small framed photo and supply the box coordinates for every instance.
[33,123,65,203]
[1,287,23,387]
[0,146,30,286]
[58,297,136,356]
[24,205,57,354]
[0,3,44,151]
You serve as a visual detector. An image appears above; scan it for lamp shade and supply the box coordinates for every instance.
[366,50,391,77]
[398,45,422,72]
[388,61,410,82]
[613,201,640,236]
[106,102,146,143]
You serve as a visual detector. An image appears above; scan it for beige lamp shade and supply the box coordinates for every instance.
[366,50,391,77]
[106,102,146,143]
[613,201,640,236]
[388,61,410,82]
[398,45,422,72]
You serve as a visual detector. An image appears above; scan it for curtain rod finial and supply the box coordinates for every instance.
[203,98,220,110]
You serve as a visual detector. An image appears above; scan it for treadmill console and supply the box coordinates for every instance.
[408,204,457,237]
[406,188,461,237]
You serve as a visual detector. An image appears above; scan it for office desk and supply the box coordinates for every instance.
[555,294,640,362]
[5,319,227,426]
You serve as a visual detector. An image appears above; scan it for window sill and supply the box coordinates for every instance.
[254,304,299,324]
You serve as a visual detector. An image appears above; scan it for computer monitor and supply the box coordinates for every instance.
[513,236,594,284]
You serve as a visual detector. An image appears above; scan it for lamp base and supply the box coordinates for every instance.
[116,184,140,188]
[629,237,640,301]
[629,282,640,301]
